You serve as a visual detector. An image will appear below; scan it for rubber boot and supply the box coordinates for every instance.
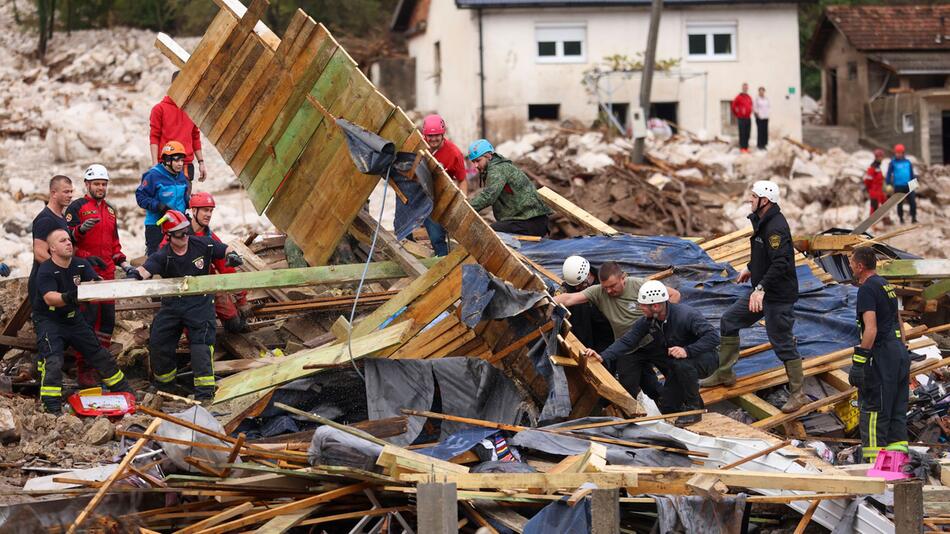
[699,336,740,387]
[780,359,810,413]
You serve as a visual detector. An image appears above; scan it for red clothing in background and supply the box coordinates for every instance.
[433,139,466,183]
[865,164,887,204]
[731,93,753,119]
[150,96,201,164]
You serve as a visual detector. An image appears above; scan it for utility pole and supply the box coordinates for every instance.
[632,0,663,164]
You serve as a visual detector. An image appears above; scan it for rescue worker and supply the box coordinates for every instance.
[466,139,552,237]
[864,149,887,215]
[554,260,681,403]
[136,141,190,256]
[885,143,917,224]
[65,164,136,386]
[558,256,613,353]
[132,210,243,401]
[701,180,807,413]
[848,247,910,462]
[33,229,131,413]
[420,114,467,256]
[584,281,719,426]
[184,192,249,333]
[150,71,206,184]
[30,175,73,297]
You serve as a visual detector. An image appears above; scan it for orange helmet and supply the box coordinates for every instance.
[161,141,187,159]
[157,210,190,234]
[190,192,215,208]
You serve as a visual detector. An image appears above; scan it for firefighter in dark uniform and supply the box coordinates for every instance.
[65,164,137,386]
[701,180,807,413]
[584,281,720,426]
[848,247,910,462]
[131,210,242,401]
[32,228,131,413]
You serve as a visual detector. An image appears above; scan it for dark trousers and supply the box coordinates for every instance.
[80,300,116,347]
[149,296,217,396]
[490,215,549,237]
[145,224,164,257]
[755,118,768,149]
[737,118,752,149]
[859,338,910,461]
[616,352,715,413]
[721,295,800,362]
[423,218,449,256]
[34,313,126,405]
[894,184,917,222]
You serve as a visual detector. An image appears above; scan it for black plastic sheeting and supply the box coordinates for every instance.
[808,227,919,283]
[518,235,861,378]
[653,493,748,533]
[523,498,591,534]
[460,264,547,328]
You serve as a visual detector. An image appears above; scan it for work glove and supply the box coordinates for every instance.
[78,217,100,235]
[86,256,107,270]
[885,184,895,196]
[225,252,243,267]
[62,290,79,307]
[0,263,9,277]
[124,266,143,280]
[848,346,870,388]
[155,203,170,214]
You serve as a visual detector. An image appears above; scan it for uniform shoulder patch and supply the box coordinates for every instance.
[769,233,782,249]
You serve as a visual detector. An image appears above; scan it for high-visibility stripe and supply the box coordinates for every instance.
[886,441,909,452]
[862,446,881,462]
[868,412,878,449]
[103,370,125,387]
[40,386,62,397]
[852,355,867,364]
[194,376,216,387]
[154,368,177,383]
[895,329,901,338]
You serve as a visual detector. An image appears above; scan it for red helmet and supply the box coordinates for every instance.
[161,141,187,159]
[190,192,215,208]
[157,210,190,234]
[893,144,905,153]
[422,114,446,135]
[873,148,885,158]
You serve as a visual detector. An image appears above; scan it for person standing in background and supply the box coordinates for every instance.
[753,86,770,150]
[731,83,754,153]
[150,71,206,192]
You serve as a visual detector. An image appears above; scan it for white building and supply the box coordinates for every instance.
[391,0,804,145]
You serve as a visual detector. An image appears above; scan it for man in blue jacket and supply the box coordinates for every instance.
[136,140,190,255]
[885,143,917,224]
[584,281,720,426]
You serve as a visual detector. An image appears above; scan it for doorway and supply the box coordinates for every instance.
[942,110,950,164]
[827,68,838,125]
[650,102,678,133]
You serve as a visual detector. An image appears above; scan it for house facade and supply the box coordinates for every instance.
[391,0,803,145]
[807,5,950,164]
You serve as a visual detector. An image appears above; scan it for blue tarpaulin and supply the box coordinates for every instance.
[519,235,859,378]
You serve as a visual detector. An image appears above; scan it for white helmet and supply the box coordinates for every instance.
[562,255,591,287]
[751,180,779,204]
[83,164,110,182]
[638,280,669,305]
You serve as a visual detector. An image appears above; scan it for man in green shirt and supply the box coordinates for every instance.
[555,261,681,400]
[466,139,552,237]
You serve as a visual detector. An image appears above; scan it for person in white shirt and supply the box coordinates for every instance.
[754,87,770,150]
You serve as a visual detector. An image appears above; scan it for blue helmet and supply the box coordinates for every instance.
[467,139,494,161]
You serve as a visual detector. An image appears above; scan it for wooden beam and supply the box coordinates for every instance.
[213,321,411,403]
[78,258,440,301]
[753,388,858,430]
[353,210,427,278]
[227,239,291,302]
[852,190,912,234]
[922,278,950,301]
[719,440,791,470]
[0,297,31,353]
[155,33,190,69]
[561,332,640,415]
[211,0,281,51]
[878,259,950,280]
[537,186,618,235]
[734,393,781,421]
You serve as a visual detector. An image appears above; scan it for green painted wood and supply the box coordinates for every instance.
[77,258,441,302]
[213,321,411,403]
[922,279,950,300]
[245,49,354,211]
[878,259,950,279]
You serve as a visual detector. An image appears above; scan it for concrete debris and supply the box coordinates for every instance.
[0,407,18,444]
[83,417,115,446]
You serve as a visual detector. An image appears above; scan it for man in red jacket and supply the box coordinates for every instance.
[65,164,137,386]
[150,72,206,189]
[864,149,887,215]
[420,114,467,256]
[731,83,754,153]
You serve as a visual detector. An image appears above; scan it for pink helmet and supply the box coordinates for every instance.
[422,114,446,135]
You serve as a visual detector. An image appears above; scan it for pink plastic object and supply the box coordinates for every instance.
[867,450,911,480]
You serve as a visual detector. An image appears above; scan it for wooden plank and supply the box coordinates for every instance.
[700,227,753,251]
[175,502,255,534]
[0,297,31,352]
[377,444,470,476]
[226,239,290,302]
[251,505,319,533]
[353,210,427,277]
[212,0,281,50]
[78,258,440,301]
[734,393,781,421]
[561,332,640,415]
[752,388,856,430]
[155,33,189,69]
[878,259,950,280]
[213,321,411,403]
[196,33,266,132]
[167,10,239,107]
[537,186,618,235]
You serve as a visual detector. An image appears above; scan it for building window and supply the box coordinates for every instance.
[528,104,560,120]
[721,100,738,133]
[432,41,442,93]
[536,24,586,63]
[847,61,857,81]
[686,23,736,61]
[902,113,915,133]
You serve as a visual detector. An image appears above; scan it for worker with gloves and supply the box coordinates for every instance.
[466,139,552,237]
[555,259,681,405]
[848,247,910,463]
[420,114,467,256]
[136,141,190,256]
[169,192,250,333]
[584,281,719,427]
[32,229,131,414]
[885,144,917,224]
[132,210,243,401]
[701,181,807,413]
[65,164,135,386]
[864,149,887,215]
